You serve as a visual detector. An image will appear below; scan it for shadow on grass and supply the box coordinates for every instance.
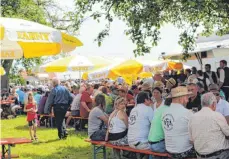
[15,125,58,131]
[22,145,112,159]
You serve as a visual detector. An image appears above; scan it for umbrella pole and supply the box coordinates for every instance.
[79,70,81,84]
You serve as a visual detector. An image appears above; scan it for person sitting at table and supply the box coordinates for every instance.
[106,97,128,159]
[189,92,229,159]
[8,88,21,117]
[209,84,229,124]
[88,94,108,141]
[162,86,196,159]
[152,87,164,111]
[101,86,113,115]
[128,91,154,159]
[187,83,201,111]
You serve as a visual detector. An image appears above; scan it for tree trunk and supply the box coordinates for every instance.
[1,60,13,90]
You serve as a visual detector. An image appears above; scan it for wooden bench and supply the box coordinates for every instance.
[38,114,54,128]
[1,138,31,159]
[38,114,88,130]
[71,116,88,130]
[85,139,169,159]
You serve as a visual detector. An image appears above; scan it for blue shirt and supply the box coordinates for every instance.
[34,94,42,106]
[16,90,25,104]
[44,85,73,113]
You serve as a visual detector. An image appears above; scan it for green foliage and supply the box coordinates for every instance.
[73,0,229,59]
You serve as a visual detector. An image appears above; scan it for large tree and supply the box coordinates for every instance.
[73,0,229,58]
[1,0,72,89]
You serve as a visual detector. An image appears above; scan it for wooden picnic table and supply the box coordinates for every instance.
[0,100,14,105]
[0,138,32,159]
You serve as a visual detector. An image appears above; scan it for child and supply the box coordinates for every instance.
[24,92,38,141]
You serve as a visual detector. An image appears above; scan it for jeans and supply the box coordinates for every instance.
[222,87,229,101]
[53,104,69,139]
[150,141,167,159]
[90,129,106,141]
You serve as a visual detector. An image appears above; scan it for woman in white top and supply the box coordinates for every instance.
[152,87,164,111]
[106,97,128,159]
[106,96,128,145]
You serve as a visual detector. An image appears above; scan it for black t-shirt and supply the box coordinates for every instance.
[186,94,201,110]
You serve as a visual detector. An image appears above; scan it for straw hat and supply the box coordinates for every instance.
[166,78,176,89]
[168,86,192,98]
[142,82,152,91]
[153,81,164,88]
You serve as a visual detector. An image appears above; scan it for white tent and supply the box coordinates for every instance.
[164,34,229,69]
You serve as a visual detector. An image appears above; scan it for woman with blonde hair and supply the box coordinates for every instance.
[24,92,38,141]
[106,97,128,158]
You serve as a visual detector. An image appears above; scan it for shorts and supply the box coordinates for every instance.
[28,119,37,126]
[71,110,80,117]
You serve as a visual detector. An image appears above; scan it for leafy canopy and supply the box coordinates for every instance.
[73,0,229,59]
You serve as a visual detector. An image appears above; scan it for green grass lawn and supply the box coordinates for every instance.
[1,116,112,159]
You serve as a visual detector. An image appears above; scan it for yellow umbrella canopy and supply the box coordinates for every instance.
[0,18,83,59]
[0,66,5,75]
[40,55,112,72]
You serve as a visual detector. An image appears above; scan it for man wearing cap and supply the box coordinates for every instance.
[189,92,229,159]
[209,84,229,124]
[162,86,196,158]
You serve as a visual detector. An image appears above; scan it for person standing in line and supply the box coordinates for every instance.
[45,78,73,139]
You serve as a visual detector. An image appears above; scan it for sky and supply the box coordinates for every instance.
[56,0,183,60]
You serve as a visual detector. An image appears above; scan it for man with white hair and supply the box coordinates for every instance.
[45,78,73,139]
[209,84,229,124]
[162,86,196,158]
[189,92,229,159]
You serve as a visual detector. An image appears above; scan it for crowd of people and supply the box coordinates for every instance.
[0,60,229,158]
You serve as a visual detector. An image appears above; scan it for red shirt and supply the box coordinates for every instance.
[80,91,92,118]
[26,102,37,121]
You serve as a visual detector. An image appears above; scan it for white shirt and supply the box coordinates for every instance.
[189,107,229,154]
[216,99,229,116]
[128,103,154,144]
[162,103,193,153]
[219,68,225,83]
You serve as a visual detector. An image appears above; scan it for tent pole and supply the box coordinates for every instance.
[195,53,203,71]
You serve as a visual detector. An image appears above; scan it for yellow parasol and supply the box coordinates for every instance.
[0,18,83,59]
[0,66,5,75]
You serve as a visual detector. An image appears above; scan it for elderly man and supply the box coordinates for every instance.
[45,78,73,139]
[162,86,196,158]
[209,84,229,124]
[187,83,201,111]
[189,92,229,159]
